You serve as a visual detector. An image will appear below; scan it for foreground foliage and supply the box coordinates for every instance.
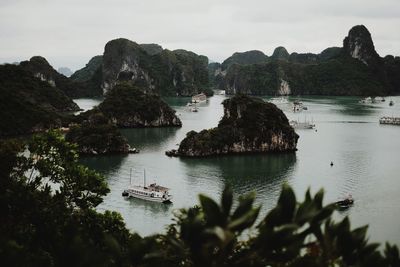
[0,132,399,266]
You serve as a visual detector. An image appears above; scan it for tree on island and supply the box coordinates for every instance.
[0,131,399,266]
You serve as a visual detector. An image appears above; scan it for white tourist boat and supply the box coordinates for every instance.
[379,116,400,125]
[122,169,173,204]
[270,97,289,104]
[290,119,315,129]
[191,93,207,103]
[359,97,372,104]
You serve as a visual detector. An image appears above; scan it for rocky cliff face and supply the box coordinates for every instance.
[19,56,97,98]
[343,25,380,66]
[167,95,298,157]
[98,83,182,128]
[99,38,210,96]
[71,55,103,82]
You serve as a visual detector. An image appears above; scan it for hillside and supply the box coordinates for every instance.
[210,25,400,96]
[72,39,211,96]
[20,56,100,97]
[0,64,79,137]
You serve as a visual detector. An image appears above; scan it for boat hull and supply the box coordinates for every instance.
[122,190,172,204]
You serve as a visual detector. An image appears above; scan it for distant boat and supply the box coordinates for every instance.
[214,89,226,95]
[122,169,172,204]
[270,97,289,104]
[375,96,385,102]
[293,101,304,112]
[335,195,354,210]
[290,119,315,129]
[191,93,207,104]
[379,116,400,125]
[359,97,372,104]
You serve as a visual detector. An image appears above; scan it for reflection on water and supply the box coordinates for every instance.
[80,154,128,176]
[125,197,173,214]
[120,127,179,152]
[76,96,400,244]
[180,153,297,212]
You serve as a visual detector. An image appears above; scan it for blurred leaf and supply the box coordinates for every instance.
[221,184,233,218]
[228,206,260,232]
[199,194,223,226]
[231,192,256,220]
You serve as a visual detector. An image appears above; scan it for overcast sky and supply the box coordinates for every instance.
[1,0,400,71]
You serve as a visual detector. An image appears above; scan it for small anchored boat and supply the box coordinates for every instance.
[335,195,354,210]
[122,169,172,204]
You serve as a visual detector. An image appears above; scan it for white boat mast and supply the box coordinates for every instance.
[130,168,132,186]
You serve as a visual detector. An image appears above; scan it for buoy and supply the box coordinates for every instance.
[330,161,334,166]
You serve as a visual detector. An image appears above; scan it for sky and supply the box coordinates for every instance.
[1,0,400,71]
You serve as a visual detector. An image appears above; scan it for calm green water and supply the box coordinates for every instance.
[74,96,400,244]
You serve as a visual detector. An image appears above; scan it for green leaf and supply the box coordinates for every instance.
[277,184,296,223]
[221,184,233,218]
[313,188,324,209]
[228,206,260,232]
[199,194,223,226]
[231,191,256,220]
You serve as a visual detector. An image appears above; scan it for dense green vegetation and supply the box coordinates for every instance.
[0,64,78,137]
[98,83,182,127]
[271,46,290,61]
[66,111,131,155]
[1,131,399,266]
[19,56,100,98]
[211,25,400,96]
[175,95,298,156]
[221,50,269,70]
[140,43,163,55]
[223,51,390,96]
[94,38,212,96]
[70,56,103,82]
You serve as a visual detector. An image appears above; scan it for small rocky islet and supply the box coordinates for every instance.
[68,82,182,155]
[166,95,299,157]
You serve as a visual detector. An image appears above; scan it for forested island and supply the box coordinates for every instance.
[209,25,400,96]
[167,95,298,157]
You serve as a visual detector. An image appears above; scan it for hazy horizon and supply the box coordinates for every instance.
[1,0,400,71]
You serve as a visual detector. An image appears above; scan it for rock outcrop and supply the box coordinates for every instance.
[81,38,211,96]
[70,55,103,82]
[271,46,290,61]
[343,25,380,66]
[98,82,182,127]
[20,56,98,97]
[0,64,79,137]
[166,95,298,157]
